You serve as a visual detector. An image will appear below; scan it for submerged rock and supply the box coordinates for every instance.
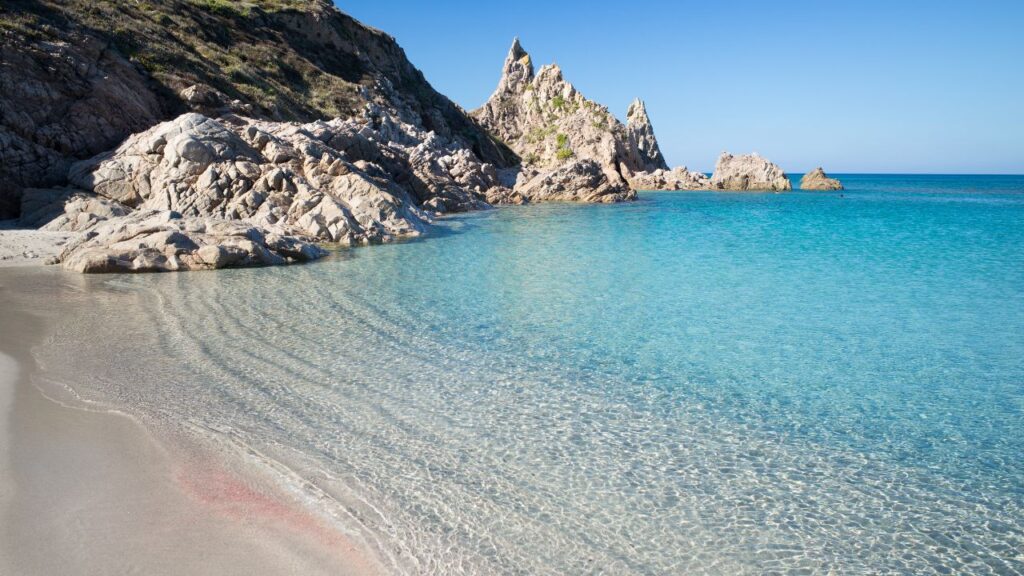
[710,153,792,191]
[800,167,844,191]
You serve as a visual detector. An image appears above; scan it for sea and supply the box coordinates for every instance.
[28,175,1024,574]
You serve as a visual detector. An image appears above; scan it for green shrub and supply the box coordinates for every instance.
[556,147,574,161]
[551,95,565,110]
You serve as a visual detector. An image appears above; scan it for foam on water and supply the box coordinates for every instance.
[34,176,1024,574]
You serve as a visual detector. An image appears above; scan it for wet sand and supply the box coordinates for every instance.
[0,268,384,575]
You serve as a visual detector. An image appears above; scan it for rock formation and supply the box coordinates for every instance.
[515,160,637,203]
[625,99,669,173]
[629,168,710,191]
[16,104,529,272]
[471,39,671,201]
[800,167,844,191]
[58,210,325,274]
[0,0,514,219]
[63,109,516,244]
[1,1,825,273]
[710,153,792,191]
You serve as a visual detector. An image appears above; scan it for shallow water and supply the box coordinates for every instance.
[34,176,1024,574]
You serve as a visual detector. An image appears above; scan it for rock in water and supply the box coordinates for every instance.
[629,168,710,191]
[472,39,668,200]
[515,160,637,203]
[800,167,844,191]
[710,153,792,191]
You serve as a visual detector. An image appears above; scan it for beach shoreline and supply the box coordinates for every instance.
[0,268,385,576]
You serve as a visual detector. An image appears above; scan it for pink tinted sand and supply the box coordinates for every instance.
[0,268,387,575]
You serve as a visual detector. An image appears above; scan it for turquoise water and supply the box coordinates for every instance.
[37,176,1024,574]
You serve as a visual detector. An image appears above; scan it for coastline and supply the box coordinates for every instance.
[0,268,385,575]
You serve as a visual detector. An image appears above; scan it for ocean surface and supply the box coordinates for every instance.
[32,175,1024,574]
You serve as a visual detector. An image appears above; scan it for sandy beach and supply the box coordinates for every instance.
[0,267,384,576]
[0,221,76,268]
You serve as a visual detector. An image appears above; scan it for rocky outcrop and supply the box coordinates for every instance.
[57,210,325,274]
[2,1,822,274]
[710,153,792,191]
[800,167,843,191]
[0,0,513,219]
[515,160,636,203]
[12,104,528,272]
[629,167,710,191]
[471,39,665,198]
[625,99,669,173]
[59,108,520,247]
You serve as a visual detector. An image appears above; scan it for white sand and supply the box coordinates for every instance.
[0,221,77,268]
[0,270,385,575]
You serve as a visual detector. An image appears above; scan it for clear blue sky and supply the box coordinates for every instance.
[337,1,1024,174]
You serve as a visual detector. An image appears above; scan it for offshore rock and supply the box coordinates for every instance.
[710,152,792,191]
[800,167,844,191]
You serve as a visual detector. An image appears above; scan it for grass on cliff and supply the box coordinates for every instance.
[3,0,519,167]
[3,0,363,121]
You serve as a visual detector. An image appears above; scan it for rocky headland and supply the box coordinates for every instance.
[800,167,844,191]
[1,1,820,273]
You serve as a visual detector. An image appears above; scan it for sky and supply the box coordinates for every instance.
[336,1,1024,174]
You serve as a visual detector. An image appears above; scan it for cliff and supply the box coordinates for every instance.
[0,0,515,219]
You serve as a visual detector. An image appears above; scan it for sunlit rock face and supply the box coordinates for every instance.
[710,152,792,191]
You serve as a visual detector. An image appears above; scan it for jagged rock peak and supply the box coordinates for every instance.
[627,98,651,124]
[472,39,669,190]
[495,37,536,96]
[626,98,668,172]
[800,167,844,191]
